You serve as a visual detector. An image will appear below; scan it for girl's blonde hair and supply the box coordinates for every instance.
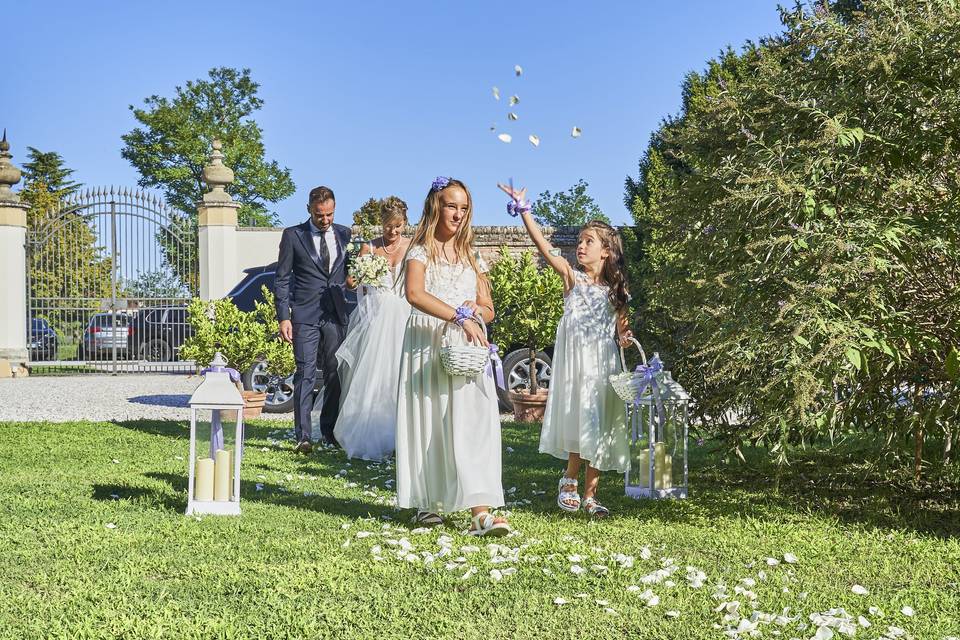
[578,220,630,313]
[407,179,483,274]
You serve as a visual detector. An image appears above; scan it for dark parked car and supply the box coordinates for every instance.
[28,318,59,361]
[129,306,192,362]
[227,263,359,413]
[78,312,132,360]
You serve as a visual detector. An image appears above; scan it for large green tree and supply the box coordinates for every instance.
[624,0,960,475]
[121,67,295,227]
[21,148,81,197]
[532,179,609,227]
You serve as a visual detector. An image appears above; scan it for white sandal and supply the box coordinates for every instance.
[468,512,511,537]
[557,476,581,512]
[582,496,610,519]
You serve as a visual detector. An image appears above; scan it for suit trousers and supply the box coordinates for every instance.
[292,319,347,443]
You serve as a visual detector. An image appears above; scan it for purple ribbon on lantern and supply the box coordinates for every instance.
[632,355,666,429]
[486,344,506,390]
[200,361,241,457]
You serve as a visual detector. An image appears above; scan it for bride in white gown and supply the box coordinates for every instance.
[333,197,411,460]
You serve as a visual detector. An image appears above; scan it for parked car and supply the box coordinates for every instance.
[227,263,358,413]
[78,312,132,360]
[128,306,192,362]
[28,318,59,361]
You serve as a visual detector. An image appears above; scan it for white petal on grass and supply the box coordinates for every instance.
[784,553,798,564]
[112,459,120,464]
[490,569,503,582]
[497,133,512,143]
[105,523,117,529]
[851,584,869,595]
[868,606,883,616]
[553,597,568,606]
[109,494,120,500]
[492,86,500,100]
[626,585,641,592]
[858,616,871,628]
[766,557,780,566]
[590,564,608,575]
[355,531,373,539]
[646,595,660,607]
[900,606,914,617]
[604,608,617,615]
[508,113,519,121]
[570,565,586,576]
[640,546,652,560]
[460,567,477,580]
[514,65,523,77]
[509,95,520,106]
[528,134,540,147]
[813,627,834,640]
[665,610,680,618]
[567,554,583,562]
[575,593,589,599]
[595,599,609,606]
[571,126,582,138]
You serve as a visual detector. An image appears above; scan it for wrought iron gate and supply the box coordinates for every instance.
[26,187,197,374]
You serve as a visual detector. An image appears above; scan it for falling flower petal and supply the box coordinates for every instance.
[508,112,519,121]
[510,95,520,106]
[492,86,500,100]
[571,127,582,138]
[529,134,540,147]
[514,65,523,77]
[497,133,512,143]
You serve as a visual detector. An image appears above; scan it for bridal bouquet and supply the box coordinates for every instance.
[349,252,391,286]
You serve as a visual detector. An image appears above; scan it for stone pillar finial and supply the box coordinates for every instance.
[201,139,235,203]
[0,129,23,204]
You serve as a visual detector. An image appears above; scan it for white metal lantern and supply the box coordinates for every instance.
[616,348,691,499]
[186,352,245,516]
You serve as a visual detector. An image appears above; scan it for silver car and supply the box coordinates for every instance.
[79,312,131,360]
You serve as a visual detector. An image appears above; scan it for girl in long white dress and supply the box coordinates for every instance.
[395,177,510,537]
[333,197,411,461]
[500,181,633,518]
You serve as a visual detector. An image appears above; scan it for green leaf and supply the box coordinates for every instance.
[845,347,863,371]
[793,334,810,348]
[946,347,960,381]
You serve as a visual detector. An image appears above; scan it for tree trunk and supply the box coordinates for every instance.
[528,348,539,395]
[944,425,953,466]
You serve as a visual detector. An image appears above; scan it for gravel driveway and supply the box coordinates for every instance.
[0,374,292,423]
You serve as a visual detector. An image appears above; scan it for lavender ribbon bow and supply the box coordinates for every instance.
[632,355,666,429]
[504,176,532,217]
[200,363,241,457]
[486,344,506,390]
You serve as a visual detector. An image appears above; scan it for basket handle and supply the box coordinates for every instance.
[442,313,487,347]
[619,336,647,371]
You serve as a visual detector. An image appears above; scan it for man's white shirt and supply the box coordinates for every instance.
[309,221,339,271]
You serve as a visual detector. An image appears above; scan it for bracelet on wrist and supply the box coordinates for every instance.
[454,305,475,327]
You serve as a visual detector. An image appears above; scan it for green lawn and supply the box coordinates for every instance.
[0,419,958,639]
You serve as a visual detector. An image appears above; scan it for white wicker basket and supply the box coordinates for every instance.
[440,317,490,377]
[609,337,652,404]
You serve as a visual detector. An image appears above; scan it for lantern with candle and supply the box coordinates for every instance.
[610,339,690,499]
[186,352,245,516]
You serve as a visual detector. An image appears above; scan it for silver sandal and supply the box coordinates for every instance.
[557,476,581,512]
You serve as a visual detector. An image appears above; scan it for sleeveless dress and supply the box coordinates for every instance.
[333,262,410,461]
[394,245,505,513]
[539,270,630,472]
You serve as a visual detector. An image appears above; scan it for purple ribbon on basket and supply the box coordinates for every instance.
[486,344,506,390]
[200,362,241,457]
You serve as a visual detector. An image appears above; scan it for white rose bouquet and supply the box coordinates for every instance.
[349,252,391,287]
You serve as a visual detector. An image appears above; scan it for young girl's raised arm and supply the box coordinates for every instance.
[497,182,575,291]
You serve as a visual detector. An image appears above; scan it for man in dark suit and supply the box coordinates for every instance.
[275,186,352,452]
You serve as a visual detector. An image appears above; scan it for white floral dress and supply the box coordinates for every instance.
[539,270,629,472]
[395,245,504,512]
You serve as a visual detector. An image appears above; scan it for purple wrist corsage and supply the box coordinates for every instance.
[506,198,532,217]
[454,305,475,327]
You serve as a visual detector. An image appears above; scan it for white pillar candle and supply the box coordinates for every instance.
[214,448,231,501]
[195,458,215,501]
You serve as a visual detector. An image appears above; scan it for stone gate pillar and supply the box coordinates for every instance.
[197,140,240,300]
[0,131,29,377]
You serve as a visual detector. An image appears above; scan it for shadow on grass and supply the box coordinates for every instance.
[500,422,960,539]
[111,419,288,442]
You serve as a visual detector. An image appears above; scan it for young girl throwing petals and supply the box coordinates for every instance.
[499,181,632,518]
[395,177,510,537]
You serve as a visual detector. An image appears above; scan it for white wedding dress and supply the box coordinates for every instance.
[333,262,410,460]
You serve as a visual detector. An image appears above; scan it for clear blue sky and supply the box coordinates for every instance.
[5,1,787,227]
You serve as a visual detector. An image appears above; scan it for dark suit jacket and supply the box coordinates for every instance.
[274,221,352,325]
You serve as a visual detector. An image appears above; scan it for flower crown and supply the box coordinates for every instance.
[431,176,452,192]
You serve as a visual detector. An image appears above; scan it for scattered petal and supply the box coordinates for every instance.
[105,523,117,529]
[851,584,869,595]
[858,616,871,628]
[900,606,914,617]
[575,593,589,599]
[567,554,583,562]
[497,133,512,143]
[646,595,660,607]
[571,126,582,138]
[595,599,609,606]
[528,134,540,147]
[570,565,586,576]
[604,608,617,615]
[109,494,119,500]
[490,569,503,582]
[508,113,519,121]
[492,86,500,100]
[509,95,520,106]
[112,459,120,464]
[553,597,568,606]
[665,610,680,618]
[766,557,780,566]
[514,65,523,77]
[784,553,798,564]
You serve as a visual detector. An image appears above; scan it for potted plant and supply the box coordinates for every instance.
[180,296,274,418]
[488,248,564,422]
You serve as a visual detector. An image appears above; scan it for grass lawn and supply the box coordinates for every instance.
[0,418,958,639]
